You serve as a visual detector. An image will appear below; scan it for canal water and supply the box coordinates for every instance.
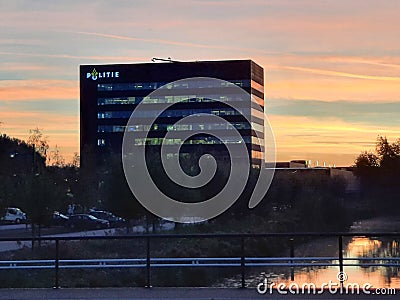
[263,236,400,289]
[218,218,400,289]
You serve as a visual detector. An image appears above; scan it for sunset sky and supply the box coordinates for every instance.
[1,0,399,166]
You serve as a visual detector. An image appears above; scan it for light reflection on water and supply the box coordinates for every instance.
[248,237,400,289]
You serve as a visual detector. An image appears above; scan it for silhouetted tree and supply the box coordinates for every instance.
[354,135,400,213]
[27,127,49,161]
[48,145,66,167]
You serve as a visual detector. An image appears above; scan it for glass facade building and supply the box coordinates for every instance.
[80,60,265,168]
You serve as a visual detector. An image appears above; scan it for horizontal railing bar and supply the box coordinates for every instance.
[0,260,55,264]
[246,257,337,261]
[151,257,240,262]
[152,263,241,267]
[58,258,145,263]
[2,263,399,270]
[59,265,146,269]
[2,257,399,266]
[59,264,242,269]
[0,266,55,269]
[247,263,339,267]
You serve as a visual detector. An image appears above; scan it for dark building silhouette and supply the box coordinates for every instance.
[80,60,265,168]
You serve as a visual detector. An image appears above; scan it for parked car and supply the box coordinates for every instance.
[89,210,126,227]
[52,211,69,226]
[66,214,110,230]
[35,211,69,227]
[1,207,27,224]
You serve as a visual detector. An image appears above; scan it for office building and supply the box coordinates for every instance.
[80,59,265,168]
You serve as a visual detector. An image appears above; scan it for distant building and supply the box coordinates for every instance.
[80,60,265,168]
[273,160,309,168]
[269,159,360,194]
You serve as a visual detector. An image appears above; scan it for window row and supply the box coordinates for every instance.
[97,80,250,92]
[97,136,252,147]
[97,94,251,106]
[132,136,251,146]
[252,150,264,160]
[98,122,252,133]
[251,136,264,147]
[97,108,250,119]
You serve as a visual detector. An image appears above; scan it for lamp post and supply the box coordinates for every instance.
[9,144,39,241]
[9,143,37,176]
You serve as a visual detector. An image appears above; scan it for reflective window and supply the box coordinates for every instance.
[251,108,264,120]
[252,150,264,160]
[98,97,140,105]
[97,82,167,91]
[97,122,251,133]
[133,136,251,146]
[251,122,264,133]
[97,94,250,106]
[97,80,250,92]
[97,111,132,119]
[97,139,106,146]
[97,108,250,119]
[251,136,264,146]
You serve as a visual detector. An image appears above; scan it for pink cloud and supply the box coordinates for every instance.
[0,80,78,101]
[275,65,400,82]
[0,51,147,62]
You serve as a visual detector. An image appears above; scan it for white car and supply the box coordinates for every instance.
[1,207,27,224]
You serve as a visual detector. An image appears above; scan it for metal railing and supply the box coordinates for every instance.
[0,232,399,288]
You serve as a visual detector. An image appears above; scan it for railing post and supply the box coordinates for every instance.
[31,223,35,251]
[54,239,60,289]
[290,238,295,281]
[338,235,344,273]
[146,236,151,288]
[240,236,245,289]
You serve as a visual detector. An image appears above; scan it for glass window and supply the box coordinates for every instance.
[98,97,139,105]
[101,122,250,133]
[132,136,252,146]
[97,80,250,92]
[97,108,250,120]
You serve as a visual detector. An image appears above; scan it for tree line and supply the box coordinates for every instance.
[3,127,395,232]
[0,129,80,225]
[354,136,400,214]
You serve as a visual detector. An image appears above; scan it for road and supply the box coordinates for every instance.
[0,224,27,231]
[0,288,397,300]
[0,222,175,252]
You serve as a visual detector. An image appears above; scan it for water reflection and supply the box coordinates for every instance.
[242,237,400,289]
[346,237,400,287]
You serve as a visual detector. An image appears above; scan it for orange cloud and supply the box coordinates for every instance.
[248,54,400,102]
[0,110,78,131]
[0,80,78,101]
[0,51,147,62]
[320,56,400,70]
[0,110,79,164]
[268,115,400,166]
[276,65,400,82]
[0,63,54,72]
[263,68,400,102]
[76,31,279,55]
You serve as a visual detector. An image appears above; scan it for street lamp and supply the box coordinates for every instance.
[9,144,38,176]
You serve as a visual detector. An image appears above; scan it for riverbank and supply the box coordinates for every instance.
[350,216,400,232]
